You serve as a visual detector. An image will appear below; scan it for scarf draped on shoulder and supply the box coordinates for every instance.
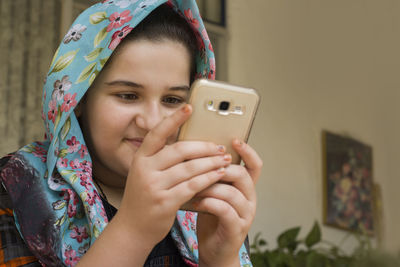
[0,0,251,266]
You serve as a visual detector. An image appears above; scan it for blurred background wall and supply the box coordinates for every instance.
[0,0,399,255]
[0,0,61,154]
[226,0,400,253]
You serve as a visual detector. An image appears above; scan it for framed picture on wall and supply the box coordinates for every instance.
[322,131,374,235]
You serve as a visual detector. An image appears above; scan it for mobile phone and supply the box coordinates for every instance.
[178,79,260,164]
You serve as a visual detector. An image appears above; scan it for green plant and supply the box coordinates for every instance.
[250,221,400,267]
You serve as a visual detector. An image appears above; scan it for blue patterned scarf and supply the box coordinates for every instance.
[0,0,251,266]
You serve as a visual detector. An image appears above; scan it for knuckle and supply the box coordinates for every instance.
[182,160,195,174]
[142,179,156,193]
[186,178,201,194]
[220,202,232,215]
[248,202,257,216]
[206,171,218,183]
[153,191,167,206]
[173,142,187,155]
[246,204,256,222]
[228,184,239,196]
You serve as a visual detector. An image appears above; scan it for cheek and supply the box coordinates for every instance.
[85,100,129,146]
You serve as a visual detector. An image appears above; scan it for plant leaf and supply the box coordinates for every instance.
[60,116,71,140]
[76,62,97,84]
[295,250,309,267]
[49,49,79,74]
[306,251,328,267]
[305,221,321,248]
[277,226,301,252]
[94,27,107,47]
[84,47,104,62]
[266,250,280,266]
[90,12,107,24]
[259,238,267,247]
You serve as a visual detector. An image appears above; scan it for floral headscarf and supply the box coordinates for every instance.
[0,0,251,266]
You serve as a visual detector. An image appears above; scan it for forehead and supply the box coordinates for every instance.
[94,39,191,89]
[90,40,190,93]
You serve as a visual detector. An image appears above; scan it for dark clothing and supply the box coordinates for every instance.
[100,195,188,267]
[1,154,188,266]
[0,154,41,266]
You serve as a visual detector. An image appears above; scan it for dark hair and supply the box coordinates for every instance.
[106,4,198,83]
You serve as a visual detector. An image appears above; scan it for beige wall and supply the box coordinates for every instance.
[0,0,60,155]
[226,0,400,252]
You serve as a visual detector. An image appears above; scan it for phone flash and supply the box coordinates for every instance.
[207,100,215,111]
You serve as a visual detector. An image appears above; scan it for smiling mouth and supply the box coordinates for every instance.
[126,138,144,148]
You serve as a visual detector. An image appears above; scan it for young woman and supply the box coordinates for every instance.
[0,1,262,266]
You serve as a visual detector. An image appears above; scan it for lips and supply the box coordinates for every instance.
[126,137,144,148]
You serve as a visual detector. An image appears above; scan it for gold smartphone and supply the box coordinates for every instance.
[178,79,260,164]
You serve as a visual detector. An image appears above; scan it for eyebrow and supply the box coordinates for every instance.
[105,80,190,91]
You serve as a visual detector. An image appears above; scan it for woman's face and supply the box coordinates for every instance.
[79,39,191,187]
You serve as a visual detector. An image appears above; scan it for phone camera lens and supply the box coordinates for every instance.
[219,101,230,111]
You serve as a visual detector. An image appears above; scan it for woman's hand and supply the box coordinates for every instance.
[115,104,231,249]
[195,140,263,267]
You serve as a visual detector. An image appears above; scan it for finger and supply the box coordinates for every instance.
[139,104,192,156]
[232,139,263,183]
[170,168,226,203]
[195,183,252,220]
[194,198,241,229]
[152,141,226,170]
[219,164,257,203]
[162,154,231,188]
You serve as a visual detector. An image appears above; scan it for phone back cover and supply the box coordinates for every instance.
[178,79,259,164]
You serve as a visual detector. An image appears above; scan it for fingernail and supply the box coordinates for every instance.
[223,154,232,162]
[217,167,225,174]
[182,104,191,114]
[217,145,225,153]
[234,139,243,147]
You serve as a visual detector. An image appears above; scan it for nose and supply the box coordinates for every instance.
[135,101,164,131]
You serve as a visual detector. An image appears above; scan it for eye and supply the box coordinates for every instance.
[117,93,138,101]
[163,96,184,105]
